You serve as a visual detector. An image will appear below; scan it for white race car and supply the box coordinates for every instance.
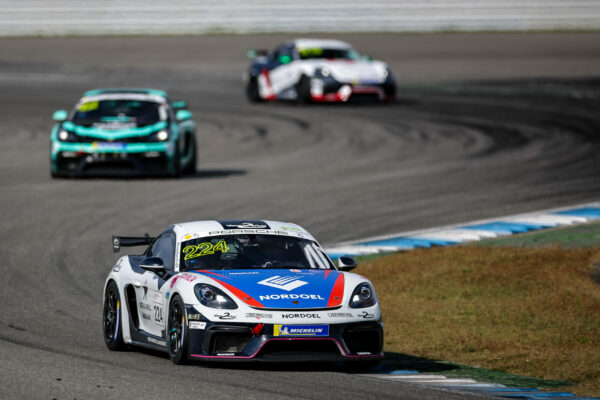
[103,220,383,366]
[245,38,396,103]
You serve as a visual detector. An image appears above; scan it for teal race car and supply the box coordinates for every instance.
[50,88,197,177]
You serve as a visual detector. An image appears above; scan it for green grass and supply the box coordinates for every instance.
[356,221,600,396]
[474,221,600,248]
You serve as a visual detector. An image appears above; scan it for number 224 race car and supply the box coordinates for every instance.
[103,220,383,367]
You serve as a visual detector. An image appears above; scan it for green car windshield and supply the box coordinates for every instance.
[298,47,361,60]
[72,99,168,126]
[180,234,334,271]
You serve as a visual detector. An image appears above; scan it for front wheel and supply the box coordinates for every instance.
[167,296,189,364]
[296,75,312,104]
[103,281,125,351]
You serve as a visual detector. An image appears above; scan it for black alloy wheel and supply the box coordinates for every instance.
[103,281,125,350]
[167,296,189,364]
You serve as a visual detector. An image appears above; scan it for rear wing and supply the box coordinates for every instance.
[112,234,155,253]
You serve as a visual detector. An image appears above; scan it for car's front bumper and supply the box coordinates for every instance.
[310,78,395,102]
[185,313,384,362]
[51,141,176,177]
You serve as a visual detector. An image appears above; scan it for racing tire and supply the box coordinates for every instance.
[246,75,262,103]
[296,75,312,104]
[183,133,197,175]
[103,281,126,351]
[167,296,189,365]
[171,146,181,178]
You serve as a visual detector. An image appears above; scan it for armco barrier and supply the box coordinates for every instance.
[1,0,600,37]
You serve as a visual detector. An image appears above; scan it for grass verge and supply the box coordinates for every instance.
[356,224,600,396]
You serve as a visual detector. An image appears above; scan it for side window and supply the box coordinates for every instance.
[150,233,175,271]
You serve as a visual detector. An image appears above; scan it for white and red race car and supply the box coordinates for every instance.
[103,220,383,366]
[244,39,396,103]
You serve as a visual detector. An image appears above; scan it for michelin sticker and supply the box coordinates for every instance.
[273,325,329,337]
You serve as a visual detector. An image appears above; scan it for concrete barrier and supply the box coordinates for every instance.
[1,0,600,36]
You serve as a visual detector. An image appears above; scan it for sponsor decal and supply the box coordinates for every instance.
[281,226,302,232]
[208,229,288,236]
[358,311,375,319]
[189,321,207,330]
[188,313,202,321]
[179,273,197,282]
[281,313,320,319]
[328,312,353,318]
[246,313,273,319]
[139,302,152,311]
[229,271,259,275]
[223,222,268,229]
[213,312,235,320]
[257,276,308,291]
[357,352,372,355]
[273,325,329,337]
[258,294,324,301]
[152,292,162,305]
[147,337,166,347]
[217,353,235,356]
[170,276,179,288]
[184,234,192,240]
[165,292,170,299]
[141,312,152,321]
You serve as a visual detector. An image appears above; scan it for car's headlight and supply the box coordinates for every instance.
[349,282,378,308]
[315,67,333,79]
[194,284,238,309]
[149,129,169,142]
[58,129,77,142]
[383,67,393,81]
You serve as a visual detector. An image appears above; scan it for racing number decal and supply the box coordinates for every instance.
[183,240,229,260]
[153,305,163,324]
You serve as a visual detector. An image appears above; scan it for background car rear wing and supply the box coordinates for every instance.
[112,234,155,253]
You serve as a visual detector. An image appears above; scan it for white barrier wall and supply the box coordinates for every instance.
[1,0,599,36]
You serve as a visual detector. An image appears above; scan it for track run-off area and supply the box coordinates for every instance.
[1,33,599,399]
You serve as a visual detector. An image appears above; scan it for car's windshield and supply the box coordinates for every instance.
[298,47,360,60]
[180,234,334,270]
[72,99,168,126]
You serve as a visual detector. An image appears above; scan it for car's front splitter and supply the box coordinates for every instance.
[184,314,383,362]
[51,141,175,176]
[310,80,395,102]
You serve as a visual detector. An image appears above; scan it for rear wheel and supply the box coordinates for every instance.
[103,281,125,351]
[246,75,262,102]
[167,296,189,364]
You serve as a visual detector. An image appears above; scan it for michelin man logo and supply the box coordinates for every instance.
[258,275,308,291]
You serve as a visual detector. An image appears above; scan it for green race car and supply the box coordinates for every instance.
[50,88,197,177]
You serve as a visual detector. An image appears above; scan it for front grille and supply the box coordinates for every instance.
[210,332,253,354]
[342,323,383,354]
[257,339,340,361]
[72,135,153,143]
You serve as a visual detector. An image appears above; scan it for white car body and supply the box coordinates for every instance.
[102,220,383,364]
[245,39,396,102]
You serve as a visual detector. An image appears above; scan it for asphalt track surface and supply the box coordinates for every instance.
[1,33,599,399]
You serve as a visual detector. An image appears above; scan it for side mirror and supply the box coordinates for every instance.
[140,257,165,272]
[53,110,68,122]
[171,100,187,110]
[278,55,292,64]
[246,49,269,59]
[338,256,358,271]
[176,109,192,121]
